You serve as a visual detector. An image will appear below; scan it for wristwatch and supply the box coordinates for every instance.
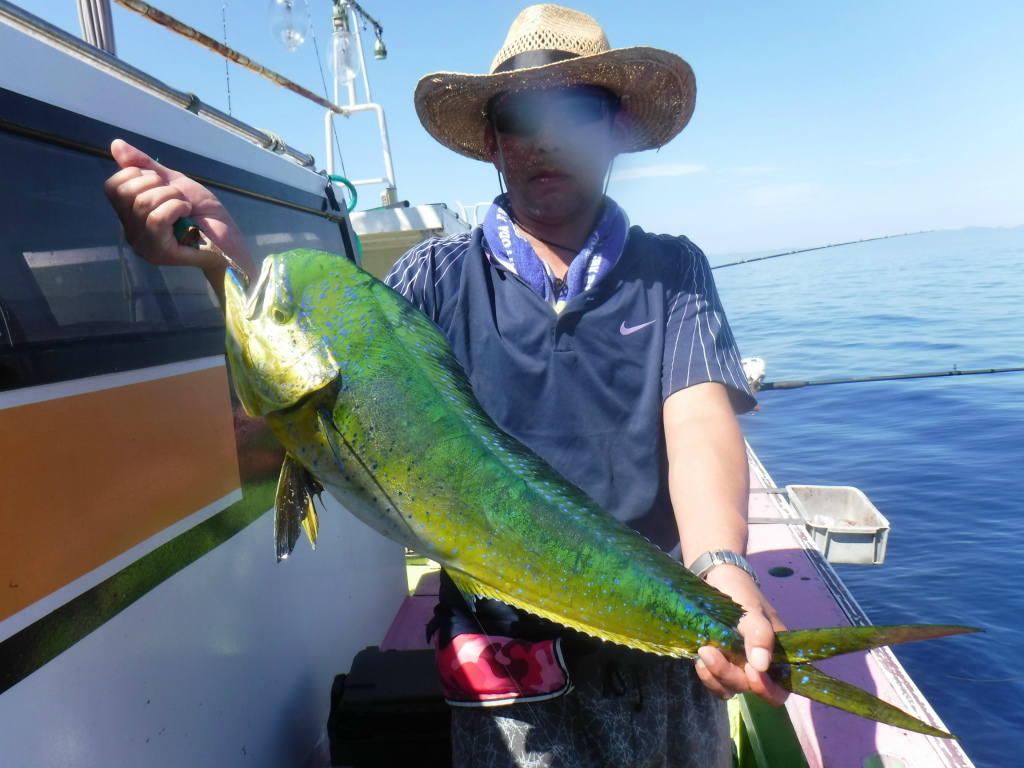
[688,550,760,587]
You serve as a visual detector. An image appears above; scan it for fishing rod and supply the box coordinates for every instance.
[111,0,345,114]
[757,365,1024,391]
[712,230,933,270]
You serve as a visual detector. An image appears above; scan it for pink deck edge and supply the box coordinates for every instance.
[745,444,973,768]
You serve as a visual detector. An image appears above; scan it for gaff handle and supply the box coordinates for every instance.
[173,216,250,286]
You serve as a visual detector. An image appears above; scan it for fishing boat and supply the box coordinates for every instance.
[0,2,977,767]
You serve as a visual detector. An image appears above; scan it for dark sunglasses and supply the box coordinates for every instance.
[489,91,619,137]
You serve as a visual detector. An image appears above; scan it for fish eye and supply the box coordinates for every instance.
[270,304,296,325]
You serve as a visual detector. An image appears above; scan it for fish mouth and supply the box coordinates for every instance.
[224,264,250,332]
[224,254,275,329]
[224,262,249,306]
[223,258,274,417]
[272,379,335,416]
[247,255,279,320]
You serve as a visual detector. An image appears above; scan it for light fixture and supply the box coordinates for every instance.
[268,0,310,52]
[330,5,361,85]
[373,37,387,60]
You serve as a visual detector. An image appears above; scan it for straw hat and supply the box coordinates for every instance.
[414,4,696,161]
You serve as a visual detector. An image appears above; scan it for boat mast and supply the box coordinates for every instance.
[326,0,397,207]
[77,0,116,55]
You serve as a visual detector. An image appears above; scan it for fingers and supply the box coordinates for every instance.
[695,643,789,706]
[695,645,747,700]
[105,167,184,236]
[746,664,790,706]
[112,168,187,215]
[105,146,180,215]
[131,184,192,246]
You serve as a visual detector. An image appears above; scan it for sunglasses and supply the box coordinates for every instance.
[489,91,619,137]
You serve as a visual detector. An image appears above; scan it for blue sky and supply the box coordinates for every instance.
[18,0,1024,254]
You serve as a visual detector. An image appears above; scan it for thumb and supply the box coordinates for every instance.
[110,139,169,178]
[741,612,775,673]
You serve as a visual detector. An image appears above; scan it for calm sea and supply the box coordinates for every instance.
[712,225,1024,768]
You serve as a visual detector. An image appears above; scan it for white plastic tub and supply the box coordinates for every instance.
[786,485,890,564]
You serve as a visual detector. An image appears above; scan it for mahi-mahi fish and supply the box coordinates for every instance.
[223,248,977,739]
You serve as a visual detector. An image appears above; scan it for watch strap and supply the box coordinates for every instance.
[688,549,760,587]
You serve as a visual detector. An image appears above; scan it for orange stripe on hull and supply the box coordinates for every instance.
[0,365,241,622]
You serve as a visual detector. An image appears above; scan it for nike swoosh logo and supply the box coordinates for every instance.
[619,320,656,336]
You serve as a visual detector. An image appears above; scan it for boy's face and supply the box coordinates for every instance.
[484,86,630,226]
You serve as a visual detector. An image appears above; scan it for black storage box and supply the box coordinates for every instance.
[328,646,451,767]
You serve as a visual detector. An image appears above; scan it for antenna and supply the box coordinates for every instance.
[222,4,231,115]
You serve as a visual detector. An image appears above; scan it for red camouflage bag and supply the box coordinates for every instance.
[435,633,573,706]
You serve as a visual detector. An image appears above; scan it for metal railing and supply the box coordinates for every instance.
[0,0,316,168]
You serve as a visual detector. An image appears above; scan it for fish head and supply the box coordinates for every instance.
[224,249,347,417]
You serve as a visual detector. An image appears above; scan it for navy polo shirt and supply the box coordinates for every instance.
[385,225,754,557]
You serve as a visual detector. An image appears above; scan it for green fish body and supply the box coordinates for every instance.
[224,249,976,738]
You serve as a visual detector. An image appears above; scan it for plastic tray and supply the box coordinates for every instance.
[786,485,890,564]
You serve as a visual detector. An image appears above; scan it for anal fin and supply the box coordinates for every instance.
[447,570,487,612]
[444,569,690,657]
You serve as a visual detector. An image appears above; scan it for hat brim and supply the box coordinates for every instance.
[414,46,696,161]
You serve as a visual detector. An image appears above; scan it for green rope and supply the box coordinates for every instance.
[327,175,362,265]
[328,174,358,212]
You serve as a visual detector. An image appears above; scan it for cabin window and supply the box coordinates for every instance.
[0,131,346,349]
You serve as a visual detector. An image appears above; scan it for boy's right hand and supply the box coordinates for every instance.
[103,139,253,275]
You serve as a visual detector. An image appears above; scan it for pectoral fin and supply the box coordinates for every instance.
[274,454,324,561]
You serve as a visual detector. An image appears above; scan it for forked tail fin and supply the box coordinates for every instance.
[770,662,956,738]
[773,623,979,664]
[768,624,981,739]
